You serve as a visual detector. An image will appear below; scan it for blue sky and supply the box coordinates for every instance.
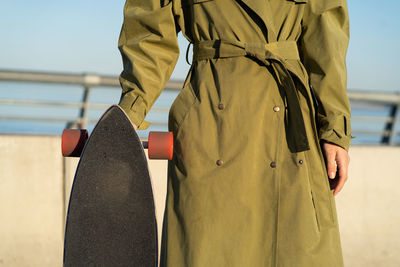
[0,0,399,91]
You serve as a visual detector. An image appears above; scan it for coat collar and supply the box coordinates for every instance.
[238,0,278,41]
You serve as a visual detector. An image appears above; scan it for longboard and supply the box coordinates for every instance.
[63,105,171,266]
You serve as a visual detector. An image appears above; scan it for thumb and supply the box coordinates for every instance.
[325,150,337,179]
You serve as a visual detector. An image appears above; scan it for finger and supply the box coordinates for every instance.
[333,153,349,196]
[325,149,337,179]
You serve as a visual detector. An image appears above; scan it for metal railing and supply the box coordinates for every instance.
[0,69,399,145]
[347,90,400,145]
[0,69,181,129]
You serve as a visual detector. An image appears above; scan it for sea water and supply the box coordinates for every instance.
[0,82,398,146]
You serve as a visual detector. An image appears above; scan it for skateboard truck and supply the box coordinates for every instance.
[62,129,173,160]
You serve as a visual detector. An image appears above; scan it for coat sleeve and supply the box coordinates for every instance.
[299,0,352,151]
[118,0,180,129]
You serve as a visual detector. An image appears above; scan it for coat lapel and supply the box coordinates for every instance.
[237,0,277,41]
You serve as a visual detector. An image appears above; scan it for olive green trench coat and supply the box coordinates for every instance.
[118,0,352,266]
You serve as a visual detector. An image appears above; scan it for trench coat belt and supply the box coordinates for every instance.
[192,39,310,152]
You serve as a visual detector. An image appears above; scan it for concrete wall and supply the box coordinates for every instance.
[0,135,399,266]
[336,147,400,267]
[0,136,63,267]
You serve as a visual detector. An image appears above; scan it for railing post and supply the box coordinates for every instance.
[381,103,399,145]
[78,86,91,129]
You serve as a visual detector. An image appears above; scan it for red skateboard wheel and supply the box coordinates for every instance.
[148,132,173,160]
[62,129,89,157]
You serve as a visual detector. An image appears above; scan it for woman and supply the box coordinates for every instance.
[118,0,352,266]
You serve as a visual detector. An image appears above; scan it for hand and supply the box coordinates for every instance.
[321,140,350,196]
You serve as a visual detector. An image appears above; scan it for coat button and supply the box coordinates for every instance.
[216,159,224,166]
[273,106,280,112]
[299,159,304,164]
[218,103,225,110]
[270,161,277,168]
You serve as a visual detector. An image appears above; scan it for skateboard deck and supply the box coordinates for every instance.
[63,105,157,266]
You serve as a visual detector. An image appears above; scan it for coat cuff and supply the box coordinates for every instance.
[118,94,151,130]
[318,114,353,151]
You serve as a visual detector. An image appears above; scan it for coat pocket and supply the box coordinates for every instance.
[192,0,214,3]
[287,0,308,3]
[310,191,320,232]
[168,73,198,136]
[182,0,214,8]
[304,150,336,229]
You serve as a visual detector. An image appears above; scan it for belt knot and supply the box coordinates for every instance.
[192,39,310,152]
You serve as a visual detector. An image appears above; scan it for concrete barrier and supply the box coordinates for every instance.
[336,146,400,267]
[0,136,63,267]
[0,135,399,266]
